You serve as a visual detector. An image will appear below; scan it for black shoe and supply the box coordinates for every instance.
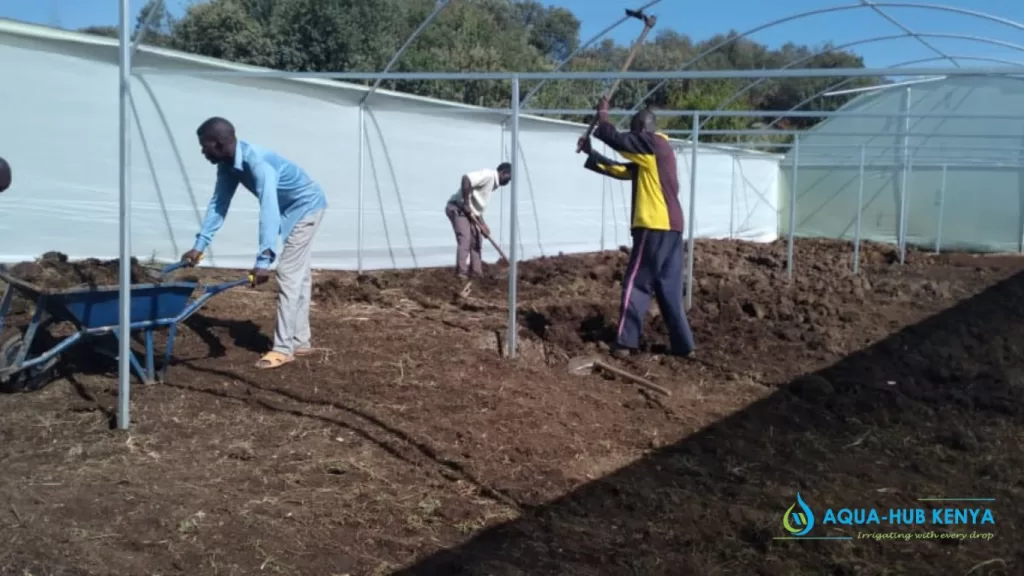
[610,345,635,359]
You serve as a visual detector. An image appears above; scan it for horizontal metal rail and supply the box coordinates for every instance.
[665,129,1024,138]
[516,108,1024,120]
[130,66,1024,81]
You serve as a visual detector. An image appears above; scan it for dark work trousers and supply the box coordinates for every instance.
[445,201,482,276]
[616,228,696,355]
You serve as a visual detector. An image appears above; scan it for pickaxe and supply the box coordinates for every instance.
[577,8,657,153]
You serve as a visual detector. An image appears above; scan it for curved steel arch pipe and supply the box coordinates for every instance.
[360,0,455,105]
[767,54,1024,131]
[616,3,867,127]
[704,32,906,129]
[706,32,1024,129]
[619,2,1024,128]
[860,1,957,68]
[519,0,663,109]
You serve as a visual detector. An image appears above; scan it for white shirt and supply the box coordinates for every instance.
[448,169,499,217]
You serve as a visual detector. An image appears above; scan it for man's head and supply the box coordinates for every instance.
[629,109,657,134]
[0,157,10,193]
[496,162,512,186]
[196,117,237,164]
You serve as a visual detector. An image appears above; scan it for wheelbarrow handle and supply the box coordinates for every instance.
[161,253,205,275]
[202,277,252,296]
[160,261,188,275]
[174,276,252,325]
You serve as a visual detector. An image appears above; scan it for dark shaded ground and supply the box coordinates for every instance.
[0,238,1020,575]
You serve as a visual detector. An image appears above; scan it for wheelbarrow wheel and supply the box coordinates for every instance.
[0,331,61,394]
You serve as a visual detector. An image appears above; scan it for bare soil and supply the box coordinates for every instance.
[4,251,163,289]
[0,238,1021,575]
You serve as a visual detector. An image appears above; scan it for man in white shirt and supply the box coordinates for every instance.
[445,162,512,277]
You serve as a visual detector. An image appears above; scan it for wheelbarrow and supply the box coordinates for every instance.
[0,260,250,392]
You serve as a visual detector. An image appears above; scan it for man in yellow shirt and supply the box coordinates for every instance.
[579,98,695,358]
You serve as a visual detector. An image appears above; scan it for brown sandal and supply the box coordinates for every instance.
[255,351,294,369]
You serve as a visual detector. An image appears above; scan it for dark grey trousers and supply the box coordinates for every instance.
[445,201,482,276]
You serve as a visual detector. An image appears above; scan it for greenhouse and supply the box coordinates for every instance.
[783,74,1024,255]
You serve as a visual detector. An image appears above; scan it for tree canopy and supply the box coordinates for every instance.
[81,0,881,144]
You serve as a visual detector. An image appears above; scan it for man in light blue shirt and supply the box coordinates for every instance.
[181,117,327,370]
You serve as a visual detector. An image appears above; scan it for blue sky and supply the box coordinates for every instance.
[4,0,1024,69]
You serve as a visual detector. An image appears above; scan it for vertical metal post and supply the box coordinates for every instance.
[853,144,865,273]
[499,121,506,248]
[786,135,800,279]
[935,163,946,254]
[684,112,699,310]
[600,177,607,251]
[117,0,132,430]
[506,77,521,358]
[898,87,912,264]
[729,157,736,238]
[357,105,365,272]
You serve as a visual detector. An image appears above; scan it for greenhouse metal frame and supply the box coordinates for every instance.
[110,0,1024,430]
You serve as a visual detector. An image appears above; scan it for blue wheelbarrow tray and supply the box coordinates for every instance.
[0,266,249,391]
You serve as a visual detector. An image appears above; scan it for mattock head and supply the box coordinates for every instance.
[624,8,657,28]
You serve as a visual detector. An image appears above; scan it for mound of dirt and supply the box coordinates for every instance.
[303,237,949,362]
[3,252,161,291]
[313,275,388,305]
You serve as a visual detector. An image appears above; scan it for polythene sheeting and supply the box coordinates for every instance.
[0,23,781,270]
[783,76,1024,253]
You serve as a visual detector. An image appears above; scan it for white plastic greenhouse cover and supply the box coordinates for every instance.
[0,19,782,270]
[784,75,1024,253]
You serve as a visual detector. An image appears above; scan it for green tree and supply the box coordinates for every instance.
[78,0,881,139]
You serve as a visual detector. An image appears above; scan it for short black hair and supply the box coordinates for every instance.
[497,162,512,173]
[197,116,234,138]
[630,108,657,132]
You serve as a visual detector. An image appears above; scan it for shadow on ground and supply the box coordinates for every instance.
[396,270,1024,575]
[183,313,271,356]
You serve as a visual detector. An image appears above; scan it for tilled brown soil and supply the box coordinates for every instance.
[0,238,1021,576]
[2,251,162,290]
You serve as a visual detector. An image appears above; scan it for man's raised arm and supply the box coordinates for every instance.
[590,98,658,165]
[579,136,635,181]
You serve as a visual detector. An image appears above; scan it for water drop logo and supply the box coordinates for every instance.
[782,492,815,536]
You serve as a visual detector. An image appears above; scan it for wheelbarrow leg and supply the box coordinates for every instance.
[15,303,49,366]
[0,283,13,335]
[145,329,155,383]
[160,324,179,383]
[111,328,151,385]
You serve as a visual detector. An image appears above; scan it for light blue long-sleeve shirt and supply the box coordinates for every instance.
[193,140,328,269]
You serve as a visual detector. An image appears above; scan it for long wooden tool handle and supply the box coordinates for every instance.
[595,359,671,396]
[577,20,657,150]
[470,215,508,262]
[485,234,508,262]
